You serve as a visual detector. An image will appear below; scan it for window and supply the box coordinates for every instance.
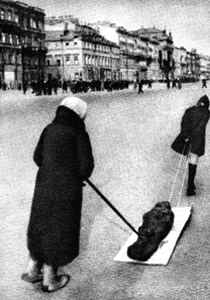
[15,13,19,23]
[47,60,51,66]
[66,55,71,65]
[30,18,34,28]
[1,8,5,19]
[8,52,12,63]
[34,57,38,65]
[38,21,42,30]
[8,10,12,21]
[16,36,19,45]
[22,36,26,45]
[9,34,13,44]
[74,55,79,65]
[74,41,77,46]
[28,36,32,45]
[2,33,6,43]
[65,42,69,47]
[56,59,61,66]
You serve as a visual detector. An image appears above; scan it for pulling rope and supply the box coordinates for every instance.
[177,158,188,207]
[169,143,192,207]
[168,144,187,203]
[176,144,192,207]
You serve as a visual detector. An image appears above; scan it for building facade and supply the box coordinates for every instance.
[45,16,209,84]
[91,22,153,81]
[93,23,175,81]
[134,28,174,80]
[45,21,120,81]
[0,0,46,87]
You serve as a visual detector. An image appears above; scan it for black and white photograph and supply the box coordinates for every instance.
[1,0,210,299]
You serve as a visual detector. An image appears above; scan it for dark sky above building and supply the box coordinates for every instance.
[22,0,210,55]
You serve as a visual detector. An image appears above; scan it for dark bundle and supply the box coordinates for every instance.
[127,201,174,261]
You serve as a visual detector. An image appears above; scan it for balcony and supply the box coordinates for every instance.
[0,18,21,33]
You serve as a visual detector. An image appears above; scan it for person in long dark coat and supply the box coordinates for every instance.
[138,80,144,94]
[202,79,207,88]
[171,95,210,196]
[22,96,94,293]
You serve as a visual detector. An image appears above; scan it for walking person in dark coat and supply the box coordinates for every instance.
[171,95,210,196]
[23,81,27,94]
[22,96,94,293]
[202,78,207,88]
[166,78,170,89]
[138,80,144,94]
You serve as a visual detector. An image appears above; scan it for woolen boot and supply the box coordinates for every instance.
[21,255,43,283]
[187,163,197,196]
[42,263,70,293]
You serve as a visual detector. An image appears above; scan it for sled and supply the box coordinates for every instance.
[113,206,192,265]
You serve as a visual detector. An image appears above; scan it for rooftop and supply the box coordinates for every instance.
[45,29,119,47]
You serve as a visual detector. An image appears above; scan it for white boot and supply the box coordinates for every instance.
[42,263,70,293]
[21,256,43,283]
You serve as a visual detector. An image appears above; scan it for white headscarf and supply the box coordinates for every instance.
[60,96,88,120]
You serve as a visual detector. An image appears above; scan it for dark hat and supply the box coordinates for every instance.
[198,95,209,109]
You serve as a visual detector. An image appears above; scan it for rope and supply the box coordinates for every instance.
[177,157,188,207]
[168,144,186,203]
[176,144,192,207]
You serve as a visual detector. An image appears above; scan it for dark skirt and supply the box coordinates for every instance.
[171,133,191,156]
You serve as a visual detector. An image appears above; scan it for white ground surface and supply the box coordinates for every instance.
[1,82,210,299]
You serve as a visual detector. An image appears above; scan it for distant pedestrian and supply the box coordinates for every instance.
[2,81,7,91]
[172,79,177,88]
[133,80,137,90]
[138,80,144,94]
[171,95,210,196]
[22,96,94,293]
[53,78,58,95]
[62,80,68,93]
[202,79,207,88]
[166,78,170,89]
[23,81,27,94]
[178,78,182,90]
[46,78,52,95]
[148,81,152,88]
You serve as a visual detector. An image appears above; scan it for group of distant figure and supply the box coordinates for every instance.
[165,78,182,90]
[0,76,208,95]
[19,79,130,96]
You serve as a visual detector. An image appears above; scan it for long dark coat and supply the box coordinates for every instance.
[27,106,94,267]
[172,103,210,156]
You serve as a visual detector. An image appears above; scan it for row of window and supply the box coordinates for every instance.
[0,51,21,64]
[83,42,112,53]
[0,32,42,47]
[46,54,120,67]
[48,41,115,53]
[0,51,45,66]
[0,6,44,31]
[84,55,119,67]
[0,7,18,22]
